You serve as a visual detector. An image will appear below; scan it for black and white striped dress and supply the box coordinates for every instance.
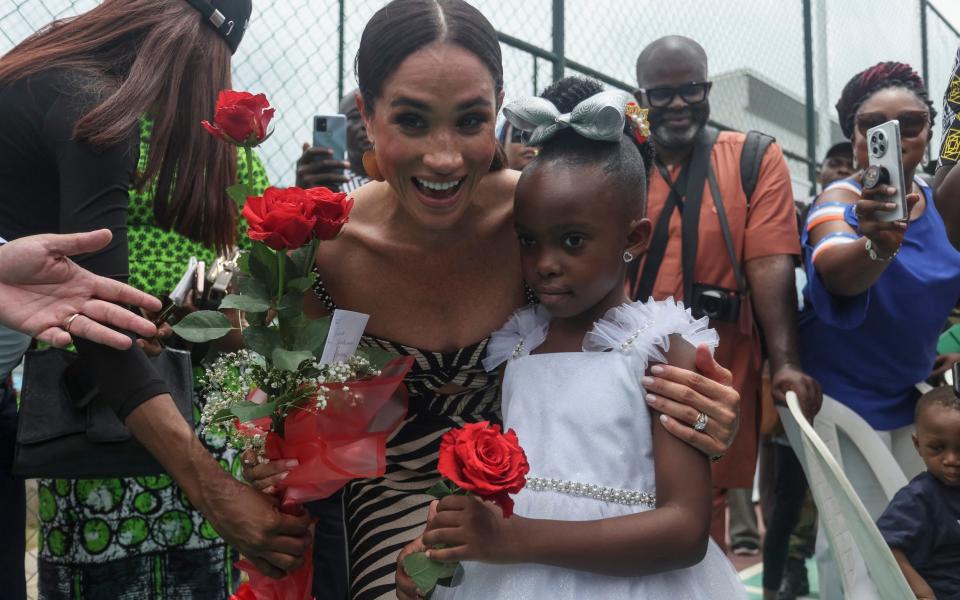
[313,280,531,599]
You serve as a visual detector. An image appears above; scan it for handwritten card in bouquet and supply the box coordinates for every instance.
[320,309,370,364]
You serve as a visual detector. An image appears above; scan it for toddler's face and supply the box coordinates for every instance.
[914,404,960,487]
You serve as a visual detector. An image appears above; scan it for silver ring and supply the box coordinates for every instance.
[693,411,709,432]
[63,313,81,334]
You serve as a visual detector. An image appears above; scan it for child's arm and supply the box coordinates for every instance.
[422,335,712,576]
[892,548,937,600]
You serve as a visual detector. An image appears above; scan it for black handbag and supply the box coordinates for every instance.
[12,346,194,479]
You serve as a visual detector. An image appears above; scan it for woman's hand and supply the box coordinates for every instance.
[931,353,960,382]
[642,344,740,458]
[855,174,920,258]
[240,449,299,495]
[420,495,518,564]
[295,143,351,190]
[395,501,438,600]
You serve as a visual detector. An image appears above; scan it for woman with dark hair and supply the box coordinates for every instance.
[798,61,960,597]
[0,1,311,597]
[243,1,739,598]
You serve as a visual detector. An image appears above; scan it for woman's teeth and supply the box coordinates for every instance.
[415,178,462,191]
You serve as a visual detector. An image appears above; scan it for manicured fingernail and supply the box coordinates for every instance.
[284,459,299,468]
[885,202,896,210]
[264,486,275,494]
[425,550,432,560]
[645,394,657,404]
[650,365,665,374]
[659,414,669,424]
[641,376,655,387]
[279,472,289,481]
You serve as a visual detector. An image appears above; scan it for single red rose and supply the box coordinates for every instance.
[242,186,319,250]
[437,421,529,517]
[305,187,354,240]
[202,90,275,147]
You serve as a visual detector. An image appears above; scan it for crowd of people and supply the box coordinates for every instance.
[0,0,958,599]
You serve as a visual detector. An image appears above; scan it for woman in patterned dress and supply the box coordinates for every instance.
[0,0,311,596]
[247,2,741,598]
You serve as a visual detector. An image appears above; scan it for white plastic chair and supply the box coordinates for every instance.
[778,391,913,600]
[810,395,909,511]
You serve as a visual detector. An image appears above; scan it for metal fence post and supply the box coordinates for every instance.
[920,0,930,88]
[337,0,346,103]
[803,0,818,193]
[552,0,565,83]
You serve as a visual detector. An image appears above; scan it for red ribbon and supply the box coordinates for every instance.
[233,356,414,599]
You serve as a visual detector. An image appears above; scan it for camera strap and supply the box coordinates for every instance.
[706,165,746,294]
[631,126,718,302]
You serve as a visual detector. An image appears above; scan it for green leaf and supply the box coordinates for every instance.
[243,325,281,359]
[229,400,277,422]
[237,252,250,275]
[277,292,304,320]
[359,347,403,371]
[286,275,316,294]
[248,241,279,297]
[227,183,253,205]
[219,293,271,313]
[171,311,232,343]
[294,316,331,356]
[272,348,313,371]
[237,276,270,303]
[289,239,319,276]
[425,480,453,499]
[402,552,458,596]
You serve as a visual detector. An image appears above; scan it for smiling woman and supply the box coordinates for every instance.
[267,1,746,598]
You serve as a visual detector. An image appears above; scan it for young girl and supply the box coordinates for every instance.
[397,77,746,599]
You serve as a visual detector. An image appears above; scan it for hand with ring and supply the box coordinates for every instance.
[853,169,920,259]
[642,344,740,458]
[0,230,161,349]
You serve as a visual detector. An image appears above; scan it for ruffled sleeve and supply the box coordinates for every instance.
[582,298,719,366]
[481,304,551,372]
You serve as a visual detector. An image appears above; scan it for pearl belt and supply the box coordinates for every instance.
[526,476,656,507]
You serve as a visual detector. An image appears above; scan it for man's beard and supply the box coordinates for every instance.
[650,104,710,149]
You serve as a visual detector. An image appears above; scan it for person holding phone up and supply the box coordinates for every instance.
[296,89,372,193]
[798,61,960,599]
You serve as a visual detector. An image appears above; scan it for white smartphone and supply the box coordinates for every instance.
[313,114,347,161]
[865,120,907,222]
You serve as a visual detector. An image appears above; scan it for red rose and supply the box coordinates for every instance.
[437,421,529,517]
[242,186,318,250]
[306,187,354,240]
[202,90,275,146]
[229,583,256,600]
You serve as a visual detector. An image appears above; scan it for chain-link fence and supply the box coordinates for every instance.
[2,1,958,194]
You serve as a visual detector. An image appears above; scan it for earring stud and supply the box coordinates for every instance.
[623,251,634,263]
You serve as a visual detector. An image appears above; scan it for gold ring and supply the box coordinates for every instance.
[63,313,81,334]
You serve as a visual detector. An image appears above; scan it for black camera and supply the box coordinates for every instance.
[690,282,741,323]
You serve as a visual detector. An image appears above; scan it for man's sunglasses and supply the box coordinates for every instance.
[855,110,929,139]
[509,126,525,144]
[638,81,713,108]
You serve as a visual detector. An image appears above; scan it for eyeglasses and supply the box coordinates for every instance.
[638,81,713,108]
[855,110,929,139]
[509,126,525,144]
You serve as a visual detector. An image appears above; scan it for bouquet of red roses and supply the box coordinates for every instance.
[177,90,413,600]
[403,422,529,596]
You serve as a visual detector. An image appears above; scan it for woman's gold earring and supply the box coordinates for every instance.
[362,149,385,182]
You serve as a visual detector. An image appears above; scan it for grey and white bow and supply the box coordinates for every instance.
[502,90,633,147]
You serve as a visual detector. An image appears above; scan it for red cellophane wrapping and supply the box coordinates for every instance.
[235,356,414,599]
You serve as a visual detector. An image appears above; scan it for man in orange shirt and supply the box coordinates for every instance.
[630,35,822,553]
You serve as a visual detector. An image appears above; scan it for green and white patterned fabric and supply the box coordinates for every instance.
[37,118,268,565]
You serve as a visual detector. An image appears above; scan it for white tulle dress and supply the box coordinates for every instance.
[433,298,747,600]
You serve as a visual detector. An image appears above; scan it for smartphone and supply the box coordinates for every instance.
[313,114,347,161]
[865,120,907,222]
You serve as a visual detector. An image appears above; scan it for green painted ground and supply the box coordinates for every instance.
[740,558,819,599]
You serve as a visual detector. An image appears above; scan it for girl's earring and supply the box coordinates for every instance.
[623,251,635,263]
[362,149,385,182]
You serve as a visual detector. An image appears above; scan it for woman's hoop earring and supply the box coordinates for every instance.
[623,251,634,263]
[362,149,385,182]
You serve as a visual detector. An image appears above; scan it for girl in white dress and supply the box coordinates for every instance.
[397,77,746,599]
